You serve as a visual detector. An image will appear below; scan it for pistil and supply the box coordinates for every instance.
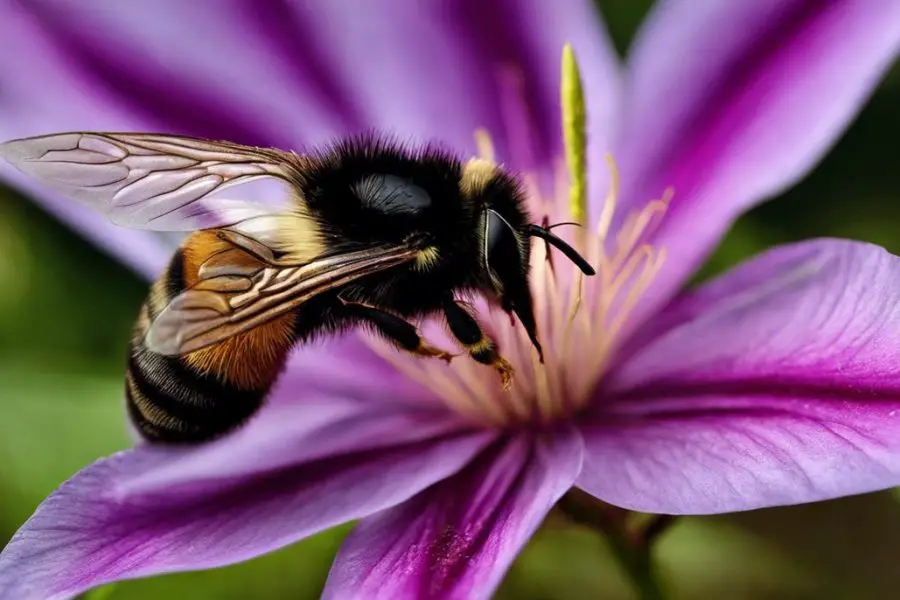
[363,45,672,429]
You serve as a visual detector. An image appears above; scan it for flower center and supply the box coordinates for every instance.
[364,134,670,429]
[365,45,671,429]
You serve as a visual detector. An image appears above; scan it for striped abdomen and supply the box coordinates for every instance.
[126,232,297,443]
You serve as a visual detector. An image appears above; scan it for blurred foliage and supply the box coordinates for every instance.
[1,0,900,598]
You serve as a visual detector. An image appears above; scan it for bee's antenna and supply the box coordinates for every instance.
[546,221,581,230]
[525,224,595,276]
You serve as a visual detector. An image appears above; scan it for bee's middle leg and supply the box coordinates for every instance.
[441,296,514,390]
[339,299,455,363]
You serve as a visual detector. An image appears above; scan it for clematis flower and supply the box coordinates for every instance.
[2,1,900,599]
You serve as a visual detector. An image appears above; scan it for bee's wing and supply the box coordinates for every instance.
[145,244,418,356]
[0,132,297,231]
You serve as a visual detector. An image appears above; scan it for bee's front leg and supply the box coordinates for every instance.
[338,298,455,363]
[441,297,514,390]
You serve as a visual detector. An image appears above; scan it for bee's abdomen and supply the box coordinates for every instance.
[127,243,296,443]
[125,349,267,443]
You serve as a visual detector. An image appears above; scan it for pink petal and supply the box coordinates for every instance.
[0,422,492,600]
[608,0,900,329]
[580,239,900,514]
[323,428,583,600]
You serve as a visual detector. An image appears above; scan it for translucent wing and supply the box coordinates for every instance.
[0,132,298,231]
[145,243,418,356]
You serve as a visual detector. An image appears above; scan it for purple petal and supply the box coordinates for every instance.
[289,0,620,175]
[0,1,325,146]
[1,1,619,275]
[323,428,583,600]
[580,240,900,514]
[274,334,449,411]
[0,1,249,278]
[608,0,900,328]
[0,420,492,600]
[127,338,468,491]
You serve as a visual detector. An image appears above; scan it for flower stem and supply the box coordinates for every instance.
[558,490,672,600]
[605,525,666,600]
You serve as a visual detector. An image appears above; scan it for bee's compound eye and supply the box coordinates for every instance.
[355,174,432,215]
[484,209,542,359]
[485,210,522,289]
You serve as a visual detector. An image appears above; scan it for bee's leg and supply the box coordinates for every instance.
[441,297,514,390]
[339,299,455,363]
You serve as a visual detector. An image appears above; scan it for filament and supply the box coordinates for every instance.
[358,129,670,429]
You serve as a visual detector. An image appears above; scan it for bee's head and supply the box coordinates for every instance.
[462,159,595,361]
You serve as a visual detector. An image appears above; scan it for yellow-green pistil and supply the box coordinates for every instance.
[561,43,588,224]
[369,45,672,427]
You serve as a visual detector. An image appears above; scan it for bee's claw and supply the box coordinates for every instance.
[493,356,514,391]
[417,342,456,363]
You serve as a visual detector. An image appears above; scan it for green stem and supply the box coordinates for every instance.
[558,491,668,600]
[605,527,666,600]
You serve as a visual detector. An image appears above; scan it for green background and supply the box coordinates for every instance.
[2,1,900,598]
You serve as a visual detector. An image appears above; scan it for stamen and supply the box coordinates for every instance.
[608,244,655,307]
[562,274,584,359]
[440,359,505,421]
[613,190,673,270]
[474,128,496,163]
[353,55,675,430]
[606,247,667,341]
[364,338,507,426]
[560,43,588,224]
[531,346,555,422]
[596,153,620,248]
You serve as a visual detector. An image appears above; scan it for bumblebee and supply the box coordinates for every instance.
[1,132,594,443]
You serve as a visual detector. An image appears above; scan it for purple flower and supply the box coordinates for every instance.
[2,1,900,599]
